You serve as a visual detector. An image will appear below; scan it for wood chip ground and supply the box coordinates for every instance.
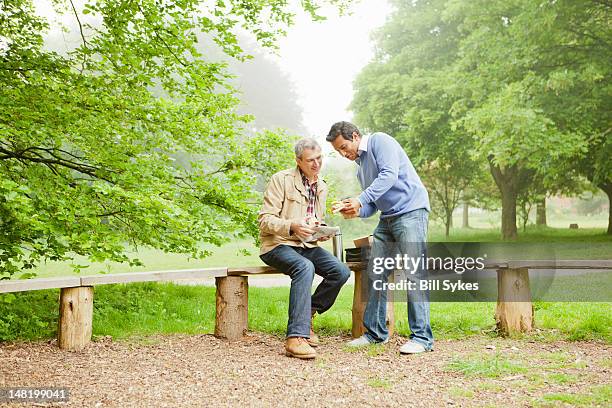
[1,333,609,407]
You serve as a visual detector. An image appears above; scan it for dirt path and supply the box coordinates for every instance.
[1,333,609,407]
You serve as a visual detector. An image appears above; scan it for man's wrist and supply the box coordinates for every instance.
[357,192,369,206]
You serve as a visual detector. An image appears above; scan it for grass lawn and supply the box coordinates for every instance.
[1,282,609,344]
[21,239,265,279]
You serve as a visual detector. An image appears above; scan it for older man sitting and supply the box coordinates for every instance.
[258,138,350,359]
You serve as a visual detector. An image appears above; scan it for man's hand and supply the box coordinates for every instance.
[340,197,361,219]
[318,235,331,242]
[290,221,314,239]
[331,201,345,214]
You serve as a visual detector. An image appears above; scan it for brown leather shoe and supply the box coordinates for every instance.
[285,337,316,359]
[307,313,319,347]
[307,328,319,347]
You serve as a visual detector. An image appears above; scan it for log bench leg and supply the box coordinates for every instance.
[58,286,94,351]
[351,269,395,338]
[495,268,534,336]
[215,276,248,340]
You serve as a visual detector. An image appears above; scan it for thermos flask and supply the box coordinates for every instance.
[332,231,344,262]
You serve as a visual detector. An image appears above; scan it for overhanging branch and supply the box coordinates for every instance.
[0,145,115,183]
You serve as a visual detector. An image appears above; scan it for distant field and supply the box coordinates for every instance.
[11,211,611,280]
[449,211,608,230]
[25,240,265,279]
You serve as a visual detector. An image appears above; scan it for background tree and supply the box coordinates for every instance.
[460,84,583,239]
[230,41,308,136]
[577,122,612,235]
[352,0,480,237]
[455,0,609,236]
[0,0,349,277]
[352,0,607,239]
[419,158,470,237]
[504,0,611,234]
[461,169,501,229]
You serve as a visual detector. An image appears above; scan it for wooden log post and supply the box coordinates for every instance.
[215,276,248,340]
[351,268,365,338]
[495,268,534,336]
[58,286,94,351]
[351,268,395,338]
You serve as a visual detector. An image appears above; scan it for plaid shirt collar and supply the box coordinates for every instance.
[300,170,318,218]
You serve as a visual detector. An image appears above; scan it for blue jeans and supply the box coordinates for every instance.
[260,245,351,338]
[363,208,434,350]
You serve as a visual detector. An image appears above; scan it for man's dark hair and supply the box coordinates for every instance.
[326,121,361,142]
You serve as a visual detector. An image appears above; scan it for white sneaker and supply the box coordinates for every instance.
[399,340,427,354]
[346,335,388,348]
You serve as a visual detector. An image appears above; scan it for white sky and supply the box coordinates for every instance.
[268,1,392,137]
[33,0,392,141]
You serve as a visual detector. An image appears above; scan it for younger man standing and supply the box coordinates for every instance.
[327,121,433,354]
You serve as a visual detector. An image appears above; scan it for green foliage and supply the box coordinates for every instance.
[0,290,59,341]
[92,282,217,338]
[352,0,611,238]
[0,0,345,277]
[351,1,482,234]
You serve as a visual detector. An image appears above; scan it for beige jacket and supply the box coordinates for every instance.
[258,167,328,255]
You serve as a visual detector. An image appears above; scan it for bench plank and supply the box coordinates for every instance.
[226,260,612,276]
[80,268,228,286]
[507,260,612,269]
[227,266,277,276]
[0,277,82,294]
[228,262,378,276]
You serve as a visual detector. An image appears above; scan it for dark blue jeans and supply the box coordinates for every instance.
[260,245,351,338]
[364,208,434,350]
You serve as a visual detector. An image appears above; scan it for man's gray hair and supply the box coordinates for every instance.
[294,138,321,158]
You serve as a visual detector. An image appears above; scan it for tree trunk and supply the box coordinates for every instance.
[536,198,547,226]
[603,184,612,235]
[445,211,451,237]
[59,286,94,351]
[462,201,469,228]
[215,276,248,340]
[521,200,532,232]
[501,191,518,240]
[489,159,519,240]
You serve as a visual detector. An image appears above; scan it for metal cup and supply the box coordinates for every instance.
[332,231,344,262]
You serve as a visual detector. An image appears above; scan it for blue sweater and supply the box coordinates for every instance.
[356,132,430,218]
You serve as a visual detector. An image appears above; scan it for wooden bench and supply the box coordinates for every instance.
[490,259,612,335]
[1,260,610,351]
[221,262,395,341]
[205,259,612,340]
[0,268,227,351]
